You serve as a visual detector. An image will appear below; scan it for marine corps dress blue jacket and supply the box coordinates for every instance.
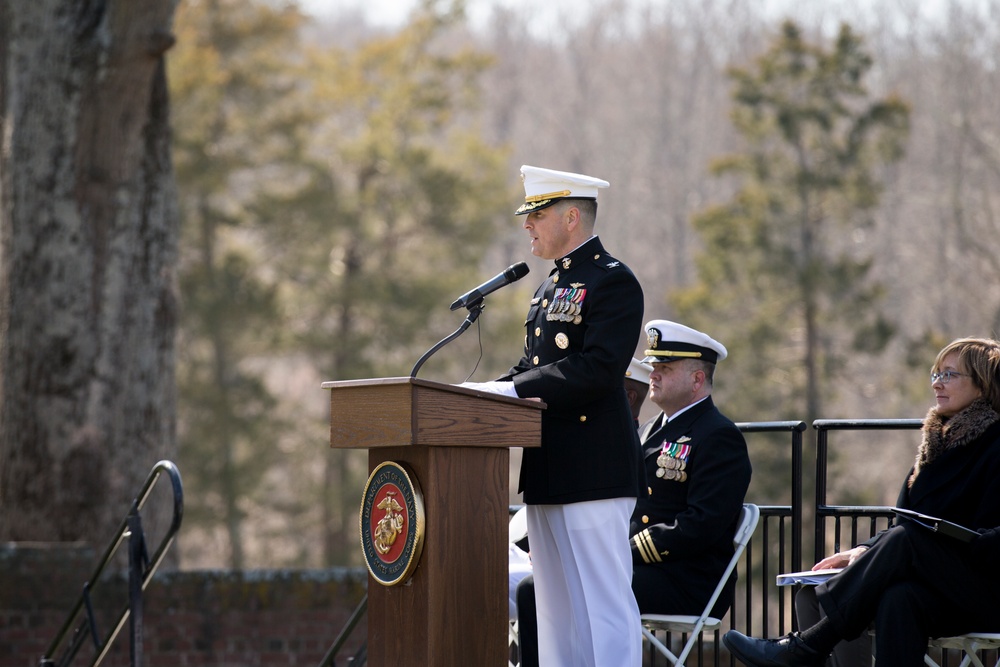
[500,236,645,506]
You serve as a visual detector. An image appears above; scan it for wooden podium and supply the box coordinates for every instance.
[322,376,543,667]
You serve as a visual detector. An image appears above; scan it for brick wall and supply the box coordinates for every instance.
[0,544,368,667]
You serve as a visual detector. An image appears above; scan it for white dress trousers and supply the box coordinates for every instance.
[527,497,642,667]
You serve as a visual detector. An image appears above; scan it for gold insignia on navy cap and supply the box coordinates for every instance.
[647,327,660,350]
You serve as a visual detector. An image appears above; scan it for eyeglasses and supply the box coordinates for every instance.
[930,370,970,384]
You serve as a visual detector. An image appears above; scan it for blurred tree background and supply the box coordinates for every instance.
[169,0,521,567]
[671,20,910,516]
[6,0,1000,569]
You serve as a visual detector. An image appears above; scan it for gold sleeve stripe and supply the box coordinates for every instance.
[632,534,651,563]
[641,530,661,563]
[633,529,662,564]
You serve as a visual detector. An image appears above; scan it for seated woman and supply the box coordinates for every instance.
[724,336,1000,667]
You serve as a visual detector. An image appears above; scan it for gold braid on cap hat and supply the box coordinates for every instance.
[525,190,571,203]
[644,350,703,359]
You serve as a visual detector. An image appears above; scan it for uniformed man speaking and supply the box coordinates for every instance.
[463,165,645,667]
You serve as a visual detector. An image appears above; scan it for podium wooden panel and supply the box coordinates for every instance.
[322,377,543,667]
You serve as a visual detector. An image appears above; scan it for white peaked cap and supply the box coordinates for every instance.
[626,357,653,384]
[515,164,610,215]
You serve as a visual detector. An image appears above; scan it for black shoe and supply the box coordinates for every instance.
[723,630,827,667]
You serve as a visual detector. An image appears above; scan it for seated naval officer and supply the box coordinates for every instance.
[630,319,752,617]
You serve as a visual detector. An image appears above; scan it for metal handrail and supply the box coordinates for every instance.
[39,460,184,667]
[812,419,922,559]
[318,594,368,666]
[737,420,807,577]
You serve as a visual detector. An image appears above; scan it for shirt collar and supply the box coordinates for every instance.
[553,235,599,270]
[663,395,710,422]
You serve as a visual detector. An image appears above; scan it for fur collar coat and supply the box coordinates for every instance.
[910,397,1000,487]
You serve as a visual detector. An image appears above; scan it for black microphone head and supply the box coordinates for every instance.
[450,262,531,311]
[505,262,530,282]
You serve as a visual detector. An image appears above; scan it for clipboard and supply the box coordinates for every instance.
[893,507,979,543]
[776,568,843,586]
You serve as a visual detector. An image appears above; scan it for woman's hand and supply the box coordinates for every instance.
[811,546,868,571]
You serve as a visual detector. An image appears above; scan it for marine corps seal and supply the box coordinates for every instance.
[360,461,425,586]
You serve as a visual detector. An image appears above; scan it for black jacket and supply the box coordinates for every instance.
[501,236,644,505]
[819,409,1000,643]
[629,397,751,616]
[862,413,1000,556]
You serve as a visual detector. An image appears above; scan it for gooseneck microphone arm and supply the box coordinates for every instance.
[410,262,530,379]
[410,302,484,378]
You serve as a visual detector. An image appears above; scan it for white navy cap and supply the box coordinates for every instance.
[625,357,653,384]
[642,320,728,364]
[515,165,610,215]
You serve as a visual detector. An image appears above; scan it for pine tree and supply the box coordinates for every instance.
[169,0,304,568]
[169,0,515,566]
[265,4,514,565]
[674,21,910,425]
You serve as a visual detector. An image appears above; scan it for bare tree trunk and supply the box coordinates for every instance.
[0,0,180,548]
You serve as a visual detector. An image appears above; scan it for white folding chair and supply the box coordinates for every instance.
[925,633,1000,667]
[641,503,761,666]
[869,630,1000,667]
[508,506,529,667]
[508,620,520,667]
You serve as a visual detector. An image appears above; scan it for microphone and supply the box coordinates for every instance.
[449,262,530,311]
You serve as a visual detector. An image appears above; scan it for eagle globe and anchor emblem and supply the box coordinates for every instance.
[360,461,425,586]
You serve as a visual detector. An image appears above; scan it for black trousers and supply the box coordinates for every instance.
[796,586,870,667]
[515,574,539,667]
[818,523,1000,667]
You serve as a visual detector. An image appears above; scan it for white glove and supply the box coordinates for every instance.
[457,380,520,398]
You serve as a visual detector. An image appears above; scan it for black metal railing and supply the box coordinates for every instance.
[39,460,183,667]
[318,594,368,667]
[813,419,923,560]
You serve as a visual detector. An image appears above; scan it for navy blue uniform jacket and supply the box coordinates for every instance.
[629,397,751,616]
[501,236,644,505]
